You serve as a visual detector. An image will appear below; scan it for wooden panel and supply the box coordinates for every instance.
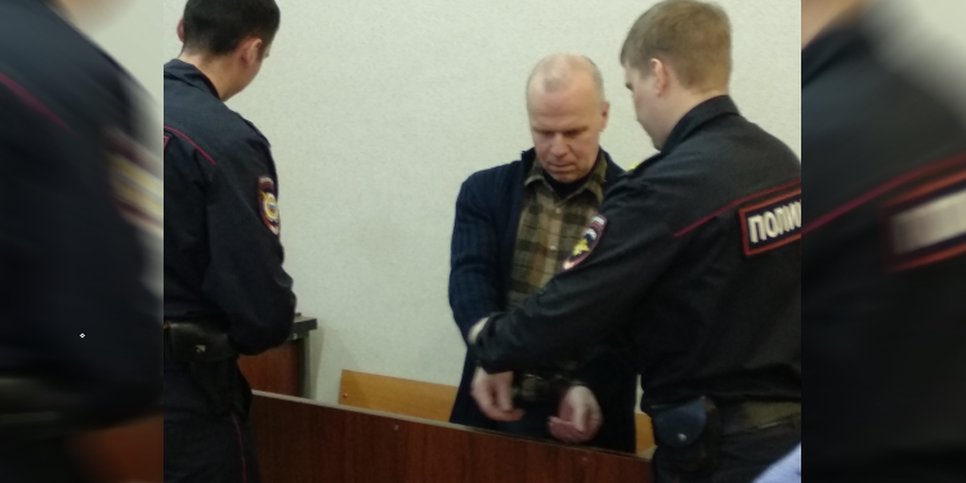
[338,369,656,454]
[239,341,300,396]
[339,369,457,421]
[73,413,163,483]
[636,412,655,458]
[251,392,652,483]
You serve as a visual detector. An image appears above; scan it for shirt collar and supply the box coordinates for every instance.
[164,59,220,99]
[524,149,607,203]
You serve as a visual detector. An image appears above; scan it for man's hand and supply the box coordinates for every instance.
[470,367,524,422]
[548,385,602,444]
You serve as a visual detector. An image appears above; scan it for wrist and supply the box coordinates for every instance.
[467,316,488,344]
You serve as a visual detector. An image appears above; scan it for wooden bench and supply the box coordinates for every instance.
[338,369,655,456]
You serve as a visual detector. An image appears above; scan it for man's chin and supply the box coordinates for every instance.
[546,168,577,183]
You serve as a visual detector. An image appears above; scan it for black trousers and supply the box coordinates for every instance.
[0,433,91,483]
[653,414,801,483]
[164,406,259,483]
[163,350,259,483]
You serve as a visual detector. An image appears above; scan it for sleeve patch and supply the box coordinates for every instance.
[258,176,280,235]
[884,174,966,271]
[738,190,801,256]
[562,214,607,270]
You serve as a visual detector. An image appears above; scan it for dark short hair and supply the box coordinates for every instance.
[182,0,281,56]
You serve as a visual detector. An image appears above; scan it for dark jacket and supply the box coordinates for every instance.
[449,148,637,452]
[0,0,159,426]
[803,20,966,480]
[163,59,295,414]
[2,1,160,480]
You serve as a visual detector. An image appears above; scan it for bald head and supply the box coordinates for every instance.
[524,53,610,183]
[526,53,606,109]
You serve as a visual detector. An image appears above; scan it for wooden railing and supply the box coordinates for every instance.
[338,369,656,455]
[251,391,653,483]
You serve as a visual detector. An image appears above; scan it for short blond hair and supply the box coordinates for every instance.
[619,0,731,92]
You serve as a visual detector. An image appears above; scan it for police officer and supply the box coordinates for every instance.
[469,1,801,482]
[2,0,160,482]
[163,0,295,481]
[803,1,966,481]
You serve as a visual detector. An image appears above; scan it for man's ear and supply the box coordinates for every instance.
[177,17,185,42]
[239,37,265,65]
[600,101,610,131]
[651,58,669,96]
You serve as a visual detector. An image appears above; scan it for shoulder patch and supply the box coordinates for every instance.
[562,214,607,270]
[883,173,966,271]
[739,189,802,256]
[258,176,281,235]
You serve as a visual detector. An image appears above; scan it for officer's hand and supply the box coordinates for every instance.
[471,367,524,422]
[548,385,602,444]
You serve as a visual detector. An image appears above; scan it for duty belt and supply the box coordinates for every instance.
[717,400,800,435]
[163,319,236,362]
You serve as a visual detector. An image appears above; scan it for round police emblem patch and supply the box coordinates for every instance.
[562,214,607,270]
[258,176,280,235]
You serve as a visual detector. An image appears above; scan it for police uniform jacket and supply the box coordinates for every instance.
[163,60,295,411]
[803,20,966,478]
[473,96,801,410]
[1,0,159,428]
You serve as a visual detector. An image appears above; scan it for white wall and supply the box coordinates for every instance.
[74,0,162,113]
[869,0,966,115]
[161,0,802,404]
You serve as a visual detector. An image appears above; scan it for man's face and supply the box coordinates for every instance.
[624,63,658,145]
[528,76,608,183]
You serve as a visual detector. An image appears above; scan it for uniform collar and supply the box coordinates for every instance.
[164,58,220,99]
[802,2,888,87]
[802,20,873,87]
[660,95,739,154]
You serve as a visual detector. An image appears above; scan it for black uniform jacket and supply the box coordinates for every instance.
[1,0,159,427]
[803,20,966,479]
[163,59,295,356]
[473,96,801,410]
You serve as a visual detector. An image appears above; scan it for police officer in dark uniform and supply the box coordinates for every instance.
[163,1,294,481]
[1,1,160,482]
[802,2,966,481]
[469,2,801,482]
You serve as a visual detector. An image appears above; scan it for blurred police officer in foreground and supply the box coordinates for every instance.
[470,1,801,481]
[803,1,966,481]
[163,0,295,481]
[1,0,161,481]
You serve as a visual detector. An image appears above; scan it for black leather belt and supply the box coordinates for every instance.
[717,401,800,435]
[163,319,236,362]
